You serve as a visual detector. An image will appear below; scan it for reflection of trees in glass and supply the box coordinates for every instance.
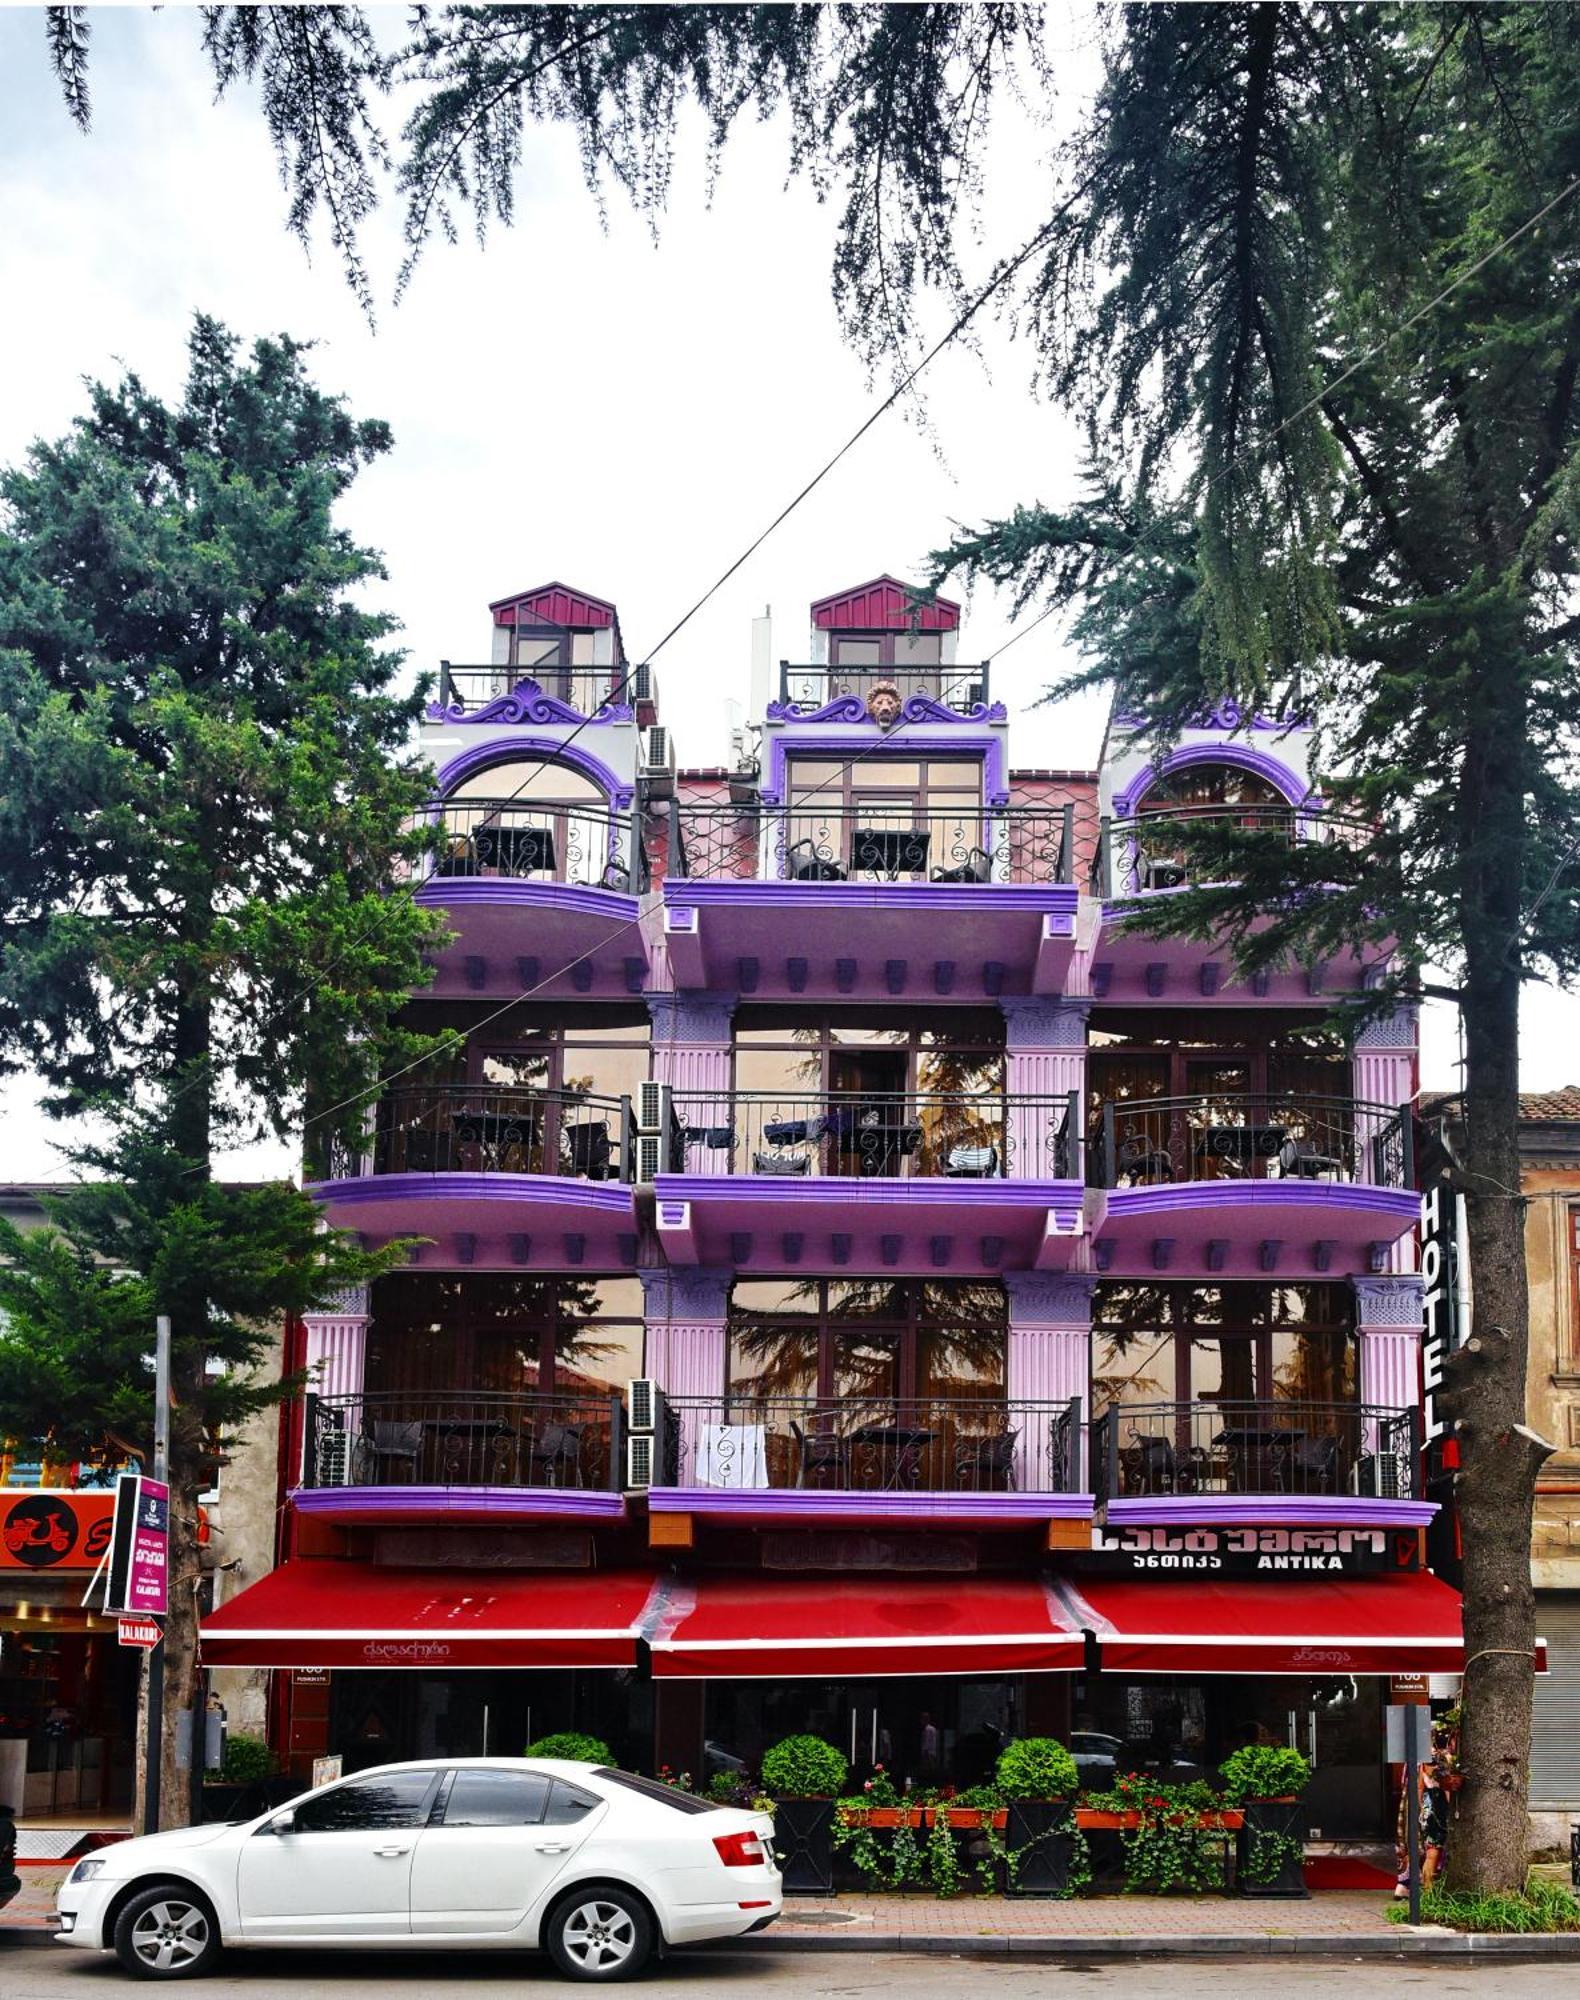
[1092,1283,1355,1410]
[727,1278,1007,1404]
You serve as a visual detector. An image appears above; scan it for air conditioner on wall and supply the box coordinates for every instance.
[1352,1452,1408,1499]
[641,725,674,799]
[627,1378,659,1433]
[627,1432,656,1492]
[636,1081,672,1135]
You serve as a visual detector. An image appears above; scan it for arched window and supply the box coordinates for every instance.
[436,756,626,888]
[1130,759,1293,890]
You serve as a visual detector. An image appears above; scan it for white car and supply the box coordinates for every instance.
[55,1757,780,1982]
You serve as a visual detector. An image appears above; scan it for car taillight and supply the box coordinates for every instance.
[713,1830,767,1867]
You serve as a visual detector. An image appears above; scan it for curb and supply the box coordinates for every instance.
[734,1930,1580,1958]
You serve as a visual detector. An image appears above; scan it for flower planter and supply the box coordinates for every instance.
[1235,1797,1308,1898]
[1004,1799,1076,1898]
[842,1805,927,1830]
[925,1806,1009,1832]
[1077,1808,1141,1831]
[773,1796,837,1894]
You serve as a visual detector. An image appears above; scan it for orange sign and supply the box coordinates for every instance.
[0,1490,115,1571]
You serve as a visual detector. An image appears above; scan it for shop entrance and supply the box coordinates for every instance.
[705,1676,1046,1792]
[326,1669,652,1776]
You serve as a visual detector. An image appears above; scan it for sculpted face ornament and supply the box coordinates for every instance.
[866,679,902,730]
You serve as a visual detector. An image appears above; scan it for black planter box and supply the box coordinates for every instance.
[773,1796,836,1894]
[1235,1798,1309,1898]
[1004,1799,1074,1899]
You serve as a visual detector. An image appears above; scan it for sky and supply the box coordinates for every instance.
[0,4,1574,1182]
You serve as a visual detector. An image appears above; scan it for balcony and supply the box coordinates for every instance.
[433,660,657,726]
[654,1089,1084,1275]
[642,1393,1087,1528]
[414,799,651,1000]
[775,659,992,720]
[307,1086,641,1272]
[662,801,1078,1000]
[1088,803,1384,1003]
[1091,1401,1432,1530]
[1087,1093,1417,1278]
[294,1390,627,1524]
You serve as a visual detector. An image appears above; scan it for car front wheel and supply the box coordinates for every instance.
[112,1883,222,1980]
[545,1885,653,1981]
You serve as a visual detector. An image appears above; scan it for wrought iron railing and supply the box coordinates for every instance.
[671,1090,1080,1181]
[301,1390,626,1492]
[323,1086,634,1181]
[1092,1094,1412,1189]
[1090,803,1372,898]
[653,1394,1081,1495]
[424,797,648,892]
[777,659,991,715]
[434,660,656,721]
[1091,1400,1419,1504]
[667,798,1073,884]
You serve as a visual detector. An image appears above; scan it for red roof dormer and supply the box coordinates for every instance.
[810,575,960,633]
[489,581,625,660]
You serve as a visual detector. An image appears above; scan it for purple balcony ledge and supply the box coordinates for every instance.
[645,1486,1094,1525]
[291,1485,627,1524]
[1103,1495,1436,1530]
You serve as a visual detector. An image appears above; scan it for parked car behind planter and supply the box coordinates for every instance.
[762,1734,848,1894]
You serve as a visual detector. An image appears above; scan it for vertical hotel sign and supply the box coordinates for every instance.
[1420,1179,1467,1586]
[105,1472,169,1617]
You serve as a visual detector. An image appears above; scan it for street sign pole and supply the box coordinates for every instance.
[142,1314,171,1838]
[1405,1720,1422,1925]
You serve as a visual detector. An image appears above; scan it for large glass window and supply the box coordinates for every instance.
[437,752,622,888]
[1093,1284,1356,1414]
[727,1279,1007,1405]
[733,1011,1003,1098]
[366,1274,645,1397]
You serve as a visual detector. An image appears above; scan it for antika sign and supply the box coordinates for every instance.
[1083,1524,1422,1575]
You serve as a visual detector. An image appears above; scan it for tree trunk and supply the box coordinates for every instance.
[1441,637,1551,1892]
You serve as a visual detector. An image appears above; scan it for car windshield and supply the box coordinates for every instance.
[594,1769,722,1815]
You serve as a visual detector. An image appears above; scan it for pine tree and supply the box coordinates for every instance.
[0,316,443,1826]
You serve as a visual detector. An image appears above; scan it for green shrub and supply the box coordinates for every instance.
[1217,1744,1310,1801]
[761,1734,848,1797]
[528,1731,613,1764]
[1388,1876,1580,1933]
[995,1737,1078,1800]
[217,1733,274,1784]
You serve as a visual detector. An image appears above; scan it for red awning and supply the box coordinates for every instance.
[200,1563,660,1670]
[649,1574,1085,1680]
[1062,1572,1489,1677]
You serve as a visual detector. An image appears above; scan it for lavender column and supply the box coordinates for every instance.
[1352,1007,1418,1275]
[1003,1272,1093,1492]
[638,1268,732,1399]
[649,994,735,1178]
[999,999,1088,1179]
[1354,1275,1424,1457]
[300,1285,369,1482]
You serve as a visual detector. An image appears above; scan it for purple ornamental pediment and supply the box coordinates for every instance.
[764,691,1007,726]
[426,676,635,727]
[1113,699,1305,734]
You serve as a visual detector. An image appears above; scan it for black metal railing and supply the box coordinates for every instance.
[302,1390,626,1492]
[324,1086,634,1181]
[1091,1401,1420,1504]
[426,798,648,892]
[654,1394,1081,1495]
[671,1089,1080,1180]
[1090,804,1372,898]
[1093,1094,1412,1189]
[434,660,656,721]
[667,798,1073,884]
[778,659,991,716]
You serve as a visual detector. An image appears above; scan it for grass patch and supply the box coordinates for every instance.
[1387,1874,1580,1933]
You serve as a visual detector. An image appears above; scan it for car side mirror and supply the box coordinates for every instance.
[268,1809,295,1835]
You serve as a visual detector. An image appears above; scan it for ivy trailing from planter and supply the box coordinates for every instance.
[1218,1744,1310,1895]
[994,1739,1089,1899]
[1085,1774,1229,1894]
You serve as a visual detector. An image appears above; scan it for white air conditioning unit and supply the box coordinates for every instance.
[1351,1452,1407,1499]
[313,1430,353,1489]
[637,1081,672,1134]
[641,725,674,799]
[627,1432,656,1492]
[634,1131,672,1183]
[627,1378,659,1433]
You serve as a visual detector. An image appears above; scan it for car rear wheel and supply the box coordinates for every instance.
[112,1884,222,1980]
[545,1885,653,1982]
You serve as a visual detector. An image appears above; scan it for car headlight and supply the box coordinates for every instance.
[67,1858,106,1884]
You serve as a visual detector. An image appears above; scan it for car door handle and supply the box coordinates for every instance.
[373,1844,410,1857]
[536,1843,572,1855]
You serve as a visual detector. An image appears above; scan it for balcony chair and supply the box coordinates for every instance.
[397,1127,448,1173]
[597,857,633,893]
[1281,1432,1340,1494]
[435,834,478,878]
[367,1420,425,1484]
[789,1419,848,1488]
[763,1116,813,1145]
[564,1121,613,1180]
[1138,856,1188,890]
[944,1144,999,1178]
[931,848,993,885]
[1116,1133,1175,1184]
[752,1151,811,1175]
[525,1422,584,1488]
[954,1431,1019,1491]
[786,838,847,882]
[1121,1433,1177,1494]
[1277,1134,1346,1181]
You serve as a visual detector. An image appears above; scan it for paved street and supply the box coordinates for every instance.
[3,1947,1580,1998]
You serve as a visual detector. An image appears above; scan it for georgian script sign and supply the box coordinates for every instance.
[1083,1524,1422,1575]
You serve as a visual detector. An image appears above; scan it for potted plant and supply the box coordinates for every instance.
[1218,1744,1310,1898]
[995,1737,1082,1898]
[762,1734,849,1894]
[527,1730,614,1763]
[200,1732,277,1823]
